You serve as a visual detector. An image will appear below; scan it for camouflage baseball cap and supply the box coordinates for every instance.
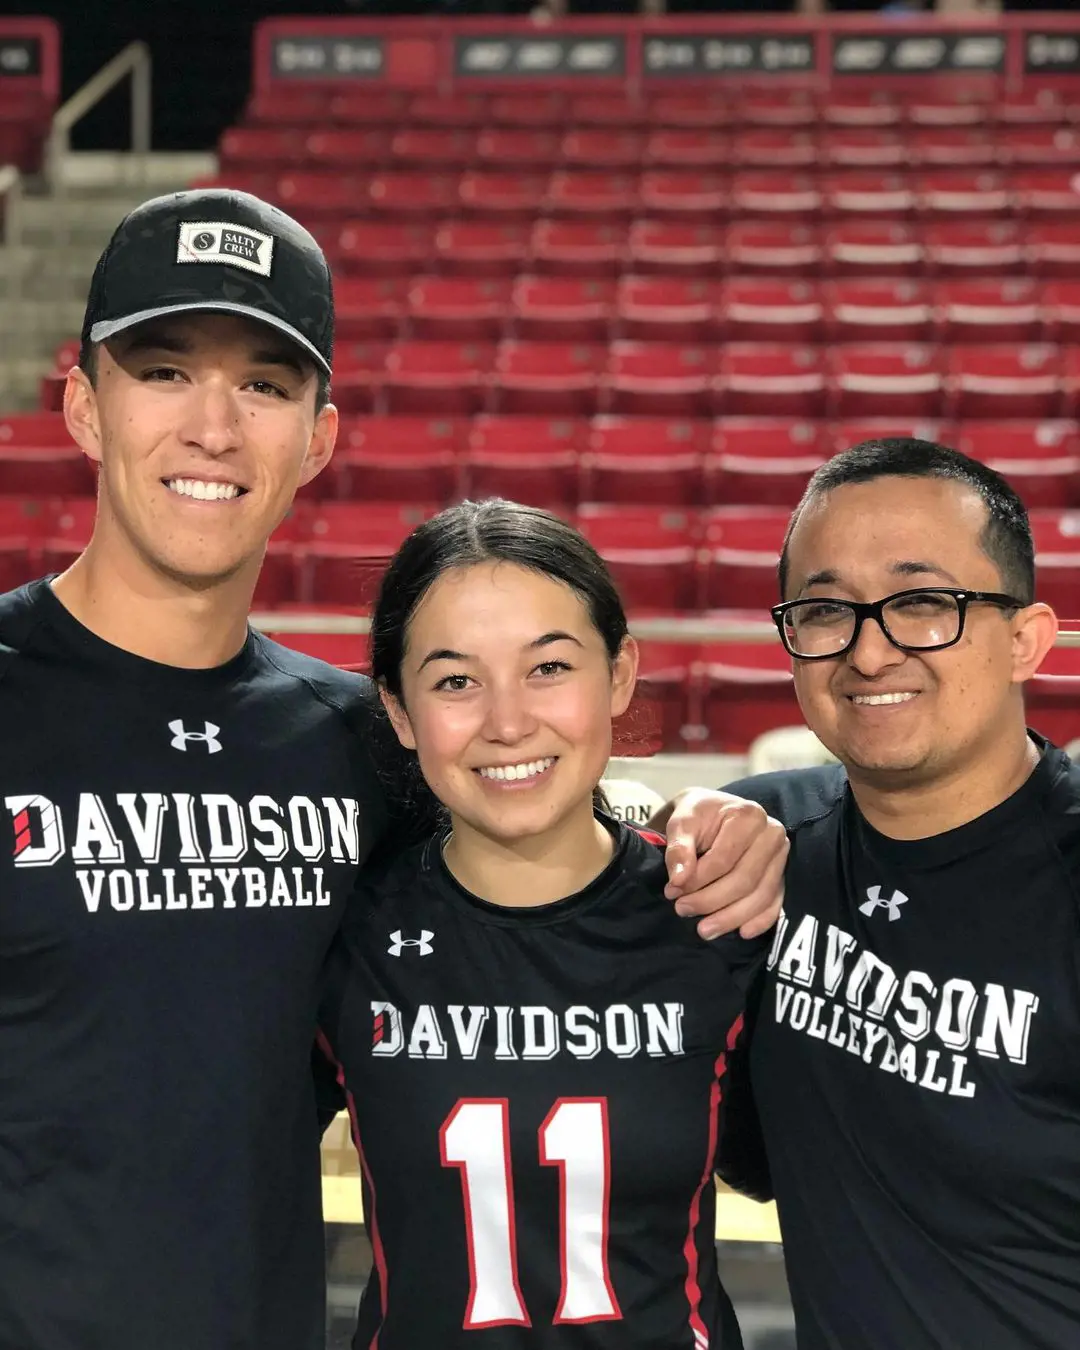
[81,188,334,374]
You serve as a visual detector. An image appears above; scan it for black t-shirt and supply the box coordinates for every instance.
[718,740,1080,1350]
[318,820,764,1350]
[0,579,392,1350]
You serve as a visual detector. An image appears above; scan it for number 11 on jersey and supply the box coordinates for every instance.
[440,1097,622,1330]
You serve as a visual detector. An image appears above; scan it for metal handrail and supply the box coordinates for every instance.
[0,164,24,394]
[48,40,152,169]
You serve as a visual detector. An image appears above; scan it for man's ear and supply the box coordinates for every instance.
[64,367,104,467]
[1010,602,1059,685]
[379,684,417,751]
[297,402,338,489]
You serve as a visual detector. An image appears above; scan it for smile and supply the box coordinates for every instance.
[164,478,244,502]
[476,757,556,782]
[848,692,919,706]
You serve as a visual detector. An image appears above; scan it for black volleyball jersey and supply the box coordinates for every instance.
[718,739,1080,1350]
[319,820,764,1350]
[0,579,393,1350]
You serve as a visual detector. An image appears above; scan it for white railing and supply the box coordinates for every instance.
[0,163,24,394]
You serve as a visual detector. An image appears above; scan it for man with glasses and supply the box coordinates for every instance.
[716,437,1078,1350]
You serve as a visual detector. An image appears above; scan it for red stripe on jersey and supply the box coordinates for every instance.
[316,1029,391,1350]
[682,1012,746,1349]
[633,827,666,849]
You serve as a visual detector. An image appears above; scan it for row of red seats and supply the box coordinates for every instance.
[205,170,1080,227]
[242,87,1080,132]
[0,91,53,173]
[6,498,1080,619]
[268,625,1080,755]
[221,126,1080,173]
[332,275,1080,345]
[6,413,1078,510]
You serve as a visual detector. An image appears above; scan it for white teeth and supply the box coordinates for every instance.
[477,757,555,782]
[851,692,918,705]
[166,478,241,501]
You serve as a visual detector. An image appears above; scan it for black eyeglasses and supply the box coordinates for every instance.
[772,587,1025,661]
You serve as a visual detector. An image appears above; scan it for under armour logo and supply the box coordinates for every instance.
[859,884,908,922]
[168,720,222,754]
[388,930,434,957]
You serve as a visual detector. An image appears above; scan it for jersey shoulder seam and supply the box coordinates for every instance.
[254,632,372,728]
[0,588,46,691]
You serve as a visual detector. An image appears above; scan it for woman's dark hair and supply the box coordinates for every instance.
[371,498,630,821]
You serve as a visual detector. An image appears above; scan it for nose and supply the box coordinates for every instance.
[846,613,908,679]
[482,680,539,746]
[178,379,243,457]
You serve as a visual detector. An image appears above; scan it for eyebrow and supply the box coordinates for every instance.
[799,560,961,594]
[416,630,584,672]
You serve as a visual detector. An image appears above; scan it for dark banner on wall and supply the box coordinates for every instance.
[1024,30,1080,75]
[642,33,816,79]
[453,34,626,80]
[269,36,384,80]
[830,31,1005,77]
[0,37,41,78]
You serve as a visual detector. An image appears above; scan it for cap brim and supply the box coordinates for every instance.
[90,301,332,376]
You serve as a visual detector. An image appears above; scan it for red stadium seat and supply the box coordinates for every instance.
[0,498,45,593]
[820,129,907,171]
[1043,282,1080,344]
[738,91,817,129]
[694,640,798,753]
[995,91,1069,126]
[531,220,626,275]
[708,419,828,508]
[512,276,615,341]
[246,88,334,126]
[1026,645,1080,741]
[544,172,638,218]
[332,417,462,504]
[1029,511,1080,618]
[637,171,728,218]
[301,503,438,608]
[559,130,643,171]
[475,128,560,169]
[491,341,604,416]
[924,221,1024,276]
[627,641,696,753]
[905,92,986,128]
[948,345,1064,421]
[825,278,934,342]
[304,129,390,168]
[820,173,915,219]
[933,278,1043,343]
[577,504,699,612]
[725,221,822,275]
[603,341,713,417]
[40,498,98,577]
[457,173,547,219]
[699,507,790,611]
[829,345,944,419]
[719,278,823,343]
[333,277,406,342]
[1027,223,1080,279]
[627,220,722,275]
[615,276,715,342]
[330,341,390,414]
[729,173,822,218]
[276,172,367,224]
[914,170,1012,217]
[334,220,433,276]
[266,632,372,670]
[1011,171,1080,219]
[383,341,493,416]
[997,127,1080,168]
[405,276,510,341]
[824,220,925,276]
[830,419,954,455]
[581,417,707,507]
[957,421,1080,510]
[907,129,996,168]
[433,219,530,277]
[719,345,826,418]
[732,129,818,169]
[0,412,67,446]
[568,95,643,129]
[368,173,457,218]
[463,415,581,508]
[648,94,732,130]
[326,91,407,126]
[643,130,730,170]
[489,94,567,128]
[822,93,901,128]
[389,128,477,169]
[407,94,487,129]
[219,127,306,170]
[1064,349,1080,419]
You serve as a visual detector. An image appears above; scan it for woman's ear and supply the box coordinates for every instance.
[379,685,417,750]
[609,635,639,719]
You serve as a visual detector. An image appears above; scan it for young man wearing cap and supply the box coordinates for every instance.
[0,188,786,1350]
[718,439,1077,1350]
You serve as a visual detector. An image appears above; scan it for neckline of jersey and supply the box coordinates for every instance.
[31,576,259,687]
[847,732,1063,870]
[424,813,634,926]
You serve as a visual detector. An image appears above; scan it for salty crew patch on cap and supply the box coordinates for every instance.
[177,221,275,277]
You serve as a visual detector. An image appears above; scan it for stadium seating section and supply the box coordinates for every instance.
[12,76,1080,752]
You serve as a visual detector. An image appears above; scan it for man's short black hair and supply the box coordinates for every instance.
[77,338,332,415]
[778,437,1036,606]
